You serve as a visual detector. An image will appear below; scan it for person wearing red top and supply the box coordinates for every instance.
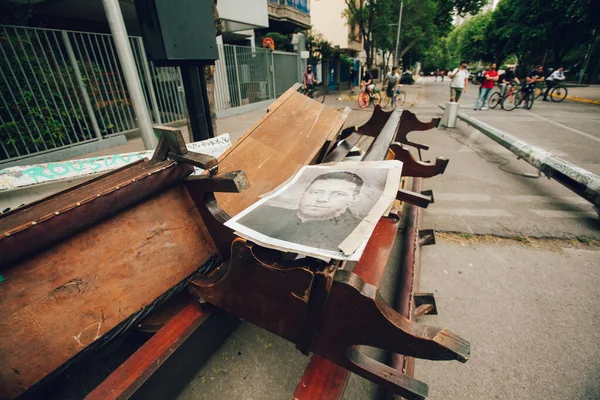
[474,62,499,111]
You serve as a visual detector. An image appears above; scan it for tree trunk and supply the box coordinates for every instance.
[365,42,373,70]
[399,38,418,58]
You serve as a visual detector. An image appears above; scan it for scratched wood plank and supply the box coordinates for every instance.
[215,91,347,216]
[0,185,217,399]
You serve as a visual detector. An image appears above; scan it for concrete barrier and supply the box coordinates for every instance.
[438,104,600,217]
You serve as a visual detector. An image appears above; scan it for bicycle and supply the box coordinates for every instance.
[532,82,545,100]
[358,87,381,108]
[544,82,568,102]
[300,83,325,103]
[488,84,517,109]
[502,86,535,111]
[381,86,406,109]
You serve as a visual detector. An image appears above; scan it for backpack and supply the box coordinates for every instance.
[475,71,485,83]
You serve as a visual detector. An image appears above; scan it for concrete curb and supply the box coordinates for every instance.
[563,95,600,105]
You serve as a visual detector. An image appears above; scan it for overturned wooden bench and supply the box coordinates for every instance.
[0,84,465,400]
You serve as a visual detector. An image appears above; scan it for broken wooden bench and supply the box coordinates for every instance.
[0,85,462,400]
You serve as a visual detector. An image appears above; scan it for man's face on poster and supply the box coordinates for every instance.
[298,179,358,220]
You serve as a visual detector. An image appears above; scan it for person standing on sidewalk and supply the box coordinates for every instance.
[543,66,565,101]
[474,62,499,110]
[349,66,357,93]
[449,61,469,102]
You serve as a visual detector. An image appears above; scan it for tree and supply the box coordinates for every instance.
[305,30,334,65]
[343,0,380,69]
[344,0,485,69]
[256,32,294,52]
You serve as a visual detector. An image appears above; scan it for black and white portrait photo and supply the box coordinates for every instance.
[225,161,403,260]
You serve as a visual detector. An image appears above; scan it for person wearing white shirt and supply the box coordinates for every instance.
[543,66,566,101]
[383,66,401,98]
[449,61,469,102]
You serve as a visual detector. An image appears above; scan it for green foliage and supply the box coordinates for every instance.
[0,32,134,160]
[344,0,484,69]
[436,0,599,80]
[575,235,593,245]
[340,54,354,66]
[305,30,334,63]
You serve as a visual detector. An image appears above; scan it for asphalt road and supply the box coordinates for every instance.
[411,77,599,238]
[414,78,600,400]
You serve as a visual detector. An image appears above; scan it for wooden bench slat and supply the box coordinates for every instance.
[215,90,348,217]
[292,216,401,400]
[85,300,210,400]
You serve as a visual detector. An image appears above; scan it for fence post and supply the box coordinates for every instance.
[102,0,158,150]
[61,31,103,141]
[137,37,162,125]
[232,46,243,106]
[270,50,276,99]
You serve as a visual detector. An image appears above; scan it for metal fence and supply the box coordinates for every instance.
[273,51,300,97]
[0,24,300,164]
[215,45,275,112]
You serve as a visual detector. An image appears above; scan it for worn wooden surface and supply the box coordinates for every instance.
[0,185,217,399]
[0,160,193,270]
[214,87,347,216]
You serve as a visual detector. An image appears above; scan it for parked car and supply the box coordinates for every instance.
[400,71,415,85]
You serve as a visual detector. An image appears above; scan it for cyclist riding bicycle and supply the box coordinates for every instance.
[360,69,374,96]
[520,65,545,105]
[383,66,401,98]
[303,65,317,96]
[543,66,565,101]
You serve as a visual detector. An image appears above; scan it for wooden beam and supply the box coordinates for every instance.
[85,301,211,400]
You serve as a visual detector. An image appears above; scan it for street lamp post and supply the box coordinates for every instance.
[393,0,404,68]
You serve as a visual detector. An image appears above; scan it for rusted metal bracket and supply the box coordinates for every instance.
[419,229,436,247]
[186,170,249,193]
[184,171,250,259]
[414,293,438,318]
[396,188,433,209]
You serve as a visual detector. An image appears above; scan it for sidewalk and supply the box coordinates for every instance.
[561,85,600,104]
[67,107,269,162]
[61,81,424,162]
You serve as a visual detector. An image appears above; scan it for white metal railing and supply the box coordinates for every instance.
[0,25,300,164]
